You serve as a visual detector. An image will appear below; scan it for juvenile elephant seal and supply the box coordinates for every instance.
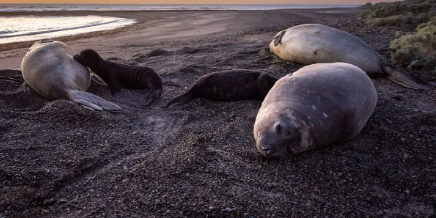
[165,70,277,108]
[253,63,377,159]
[21,39,121,111]
[74,49,163,104]
[270,24,432,90]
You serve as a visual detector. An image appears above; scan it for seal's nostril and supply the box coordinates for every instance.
[262,146,270,153]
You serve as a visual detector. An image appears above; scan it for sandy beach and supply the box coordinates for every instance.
[1,8,435,217]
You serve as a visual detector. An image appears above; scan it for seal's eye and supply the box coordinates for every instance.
[275,123,282,134]
[275,123,292,136]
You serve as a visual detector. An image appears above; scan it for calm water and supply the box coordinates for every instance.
[0,4,358,45]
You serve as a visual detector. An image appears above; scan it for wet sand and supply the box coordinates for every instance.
[1,8,435,217]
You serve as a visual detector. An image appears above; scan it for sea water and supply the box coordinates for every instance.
[0,16,136,44]
[0,4,358,45]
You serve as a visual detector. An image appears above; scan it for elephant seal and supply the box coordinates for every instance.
[253,63,377,159]
[21,39,121,111]
[73,49,163,105]
[165,70,277,108]
[270,24,432,90]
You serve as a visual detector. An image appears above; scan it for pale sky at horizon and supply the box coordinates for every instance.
[0,0,400,5]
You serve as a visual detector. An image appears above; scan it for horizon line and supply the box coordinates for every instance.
[0,3,363,5]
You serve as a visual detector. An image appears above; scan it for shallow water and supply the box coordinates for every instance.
[0,15,136,44]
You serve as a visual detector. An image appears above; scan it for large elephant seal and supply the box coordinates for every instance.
[165,70,277,108]
[253,63,377,159]
[270,24,432,90]
[73,49,163,105]
[21,39,121,111]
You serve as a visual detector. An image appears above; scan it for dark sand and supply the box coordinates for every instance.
[1,8,436,217]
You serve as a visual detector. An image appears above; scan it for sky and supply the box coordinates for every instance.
[0,0,400,4]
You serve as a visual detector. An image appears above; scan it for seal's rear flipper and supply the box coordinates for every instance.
[164,90,194,109]
[68,90,121,112]
[273,30,286,47]
[0,76,24,83]
[382,64,432,90]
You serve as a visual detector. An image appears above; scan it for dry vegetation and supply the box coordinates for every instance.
[359,0,435,29]
[359,0,436,74]
[390,17,436,73]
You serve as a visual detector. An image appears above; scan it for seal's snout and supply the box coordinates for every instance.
[256,131,289,159]
[260,144,284,159]
[257,137,280,158]
[261,144,273,154]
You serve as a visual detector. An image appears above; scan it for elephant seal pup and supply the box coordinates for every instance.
[74,49,163,105]
[270,24,432,90]
[253,63,377,159]
[21,39,121,111]
[164,70,278,108]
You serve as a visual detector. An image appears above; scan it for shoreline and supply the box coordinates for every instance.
[0,20,141,52]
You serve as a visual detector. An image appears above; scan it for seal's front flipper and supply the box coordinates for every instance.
[91,73,108,86]
[146,90,162,106]
[141,92,155,106]
[273,30,286,47]
[382,64,432,90]
[164,90,194,109]
[68,90,121,112]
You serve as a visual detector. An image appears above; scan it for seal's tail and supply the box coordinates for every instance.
[382,64,433,90]
[164,90,194,109]
[68,90,121,112]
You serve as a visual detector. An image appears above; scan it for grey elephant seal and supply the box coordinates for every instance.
[165,70,277,108]
[253,63,377,159]
[74,49,163,105]
[270,24,432,90]
[21,39,121,111]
